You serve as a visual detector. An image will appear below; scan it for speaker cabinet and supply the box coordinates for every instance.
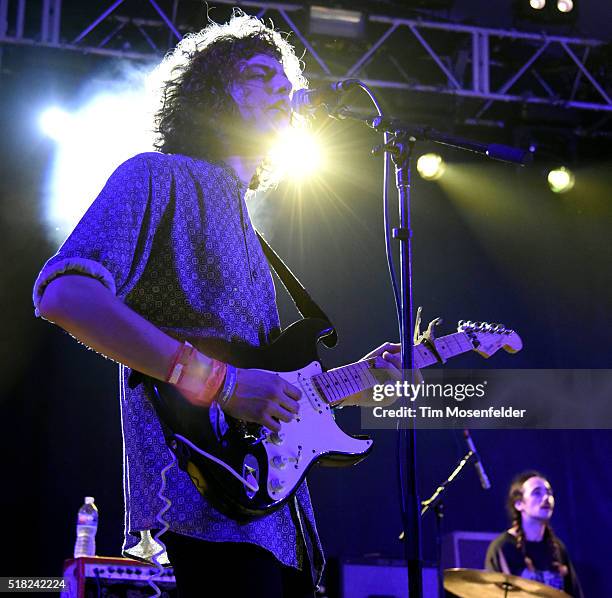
[441,531,498,570]
[340,558,439,598]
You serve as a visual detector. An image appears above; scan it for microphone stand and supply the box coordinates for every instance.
[421,448,479,598]
[329,105,527,598]
[378,132,424,598]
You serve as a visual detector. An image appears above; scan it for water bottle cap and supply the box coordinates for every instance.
[85,496,95,504]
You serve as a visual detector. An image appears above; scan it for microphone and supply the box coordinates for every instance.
[291,79,360,115]
[463,429,491,490]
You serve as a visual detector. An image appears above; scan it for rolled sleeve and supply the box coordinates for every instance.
[32,257,117,317]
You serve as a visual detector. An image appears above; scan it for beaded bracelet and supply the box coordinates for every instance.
[216,364,238,408]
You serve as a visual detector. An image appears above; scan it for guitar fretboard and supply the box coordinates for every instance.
[312,331,475,406]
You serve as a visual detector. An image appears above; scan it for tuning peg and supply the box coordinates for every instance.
[458,320,472,332]
[425,316,443,341]
[458,323,465,331]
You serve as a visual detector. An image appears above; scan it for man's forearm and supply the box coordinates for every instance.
[38,274,200,380]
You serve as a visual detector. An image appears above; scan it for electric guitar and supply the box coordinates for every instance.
[140,318,522,521]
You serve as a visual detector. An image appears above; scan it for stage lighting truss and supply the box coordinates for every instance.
[0,0,609,121]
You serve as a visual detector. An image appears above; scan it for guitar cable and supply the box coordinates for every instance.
[148,453,176,598]
[148,440,260,596]
[173,433,260,493]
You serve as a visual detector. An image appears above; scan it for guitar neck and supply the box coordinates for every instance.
[312,331,474,407]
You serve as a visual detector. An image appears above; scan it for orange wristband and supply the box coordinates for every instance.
[166,341,195,384]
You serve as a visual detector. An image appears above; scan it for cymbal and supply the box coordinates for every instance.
[444,568,571,598]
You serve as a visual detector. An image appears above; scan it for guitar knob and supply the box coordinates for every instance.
[269,478,285,493]
[271,456,288,469]
[269,432,285,445]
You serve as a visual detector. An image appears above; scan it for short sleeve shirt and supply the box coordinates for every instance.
[33,152,324,581]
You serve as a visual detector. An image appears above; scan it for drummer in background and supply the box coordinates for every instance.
[485,471,584,597]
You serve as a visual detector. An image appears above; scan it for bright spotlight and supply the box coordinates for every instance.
[557,0,573,12]
[269,127,323,180]
[40,107,73,141]
[44,87,154,239]
[417,153,446,181]
[547,166,575,193]
[529,0,546,9]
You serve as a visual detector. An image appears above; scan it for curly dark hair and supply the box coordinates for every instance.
[506,470,567,577]
[151,11,306,167]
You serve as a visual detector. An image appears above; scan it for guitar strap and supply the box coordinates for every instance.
[256,230,337,348]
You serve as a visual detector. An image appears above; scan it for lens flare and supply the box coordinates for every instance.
[417,153,446,181]
[269,127,323,180]
[547,167,575,193]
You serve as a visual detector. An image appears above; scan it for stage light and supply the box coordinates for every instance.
[40,107,73,141]
[557,0,573,12]
[514,0,577,22]
[44,87,153,239]
[309,6,365,39]
[417,153,446,181]
[269,127,323,180]
[547,167,575,193]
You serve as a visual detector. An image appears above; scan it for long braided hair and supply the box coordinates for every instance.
[506,471,568,576]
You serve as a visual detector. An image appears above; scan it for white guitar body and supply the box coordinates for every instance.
[254,362,373,501]
[146,316,522,520]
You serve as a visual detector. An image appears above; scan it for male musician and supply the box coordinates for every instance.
[485,471,584,597]
[33,13,400,598]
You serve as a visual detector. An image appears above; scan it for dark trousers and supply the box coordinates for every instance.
[164,532,316,598]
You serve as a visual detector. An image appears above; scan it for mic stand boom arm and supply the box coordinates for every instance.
[332,109,532,166]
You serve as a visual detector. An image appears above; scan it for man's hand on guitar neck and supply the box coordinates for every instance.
[362,341,402,369]
[339,341,422,407]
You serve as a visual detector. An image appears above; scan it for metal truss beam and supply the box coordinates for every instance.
[1,0,610,115]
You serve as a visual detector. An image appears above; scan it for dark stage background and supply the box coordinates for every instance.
[1,2,611,597]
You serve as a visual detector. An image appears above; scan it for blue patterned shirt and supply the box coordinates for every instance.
[33,152,324,582]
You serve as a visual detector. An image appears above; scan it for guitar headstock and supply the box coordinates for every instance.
[458,320,523,358]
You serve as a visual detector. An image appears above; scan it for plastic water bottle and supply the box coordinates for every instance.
[73,497,98,558]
